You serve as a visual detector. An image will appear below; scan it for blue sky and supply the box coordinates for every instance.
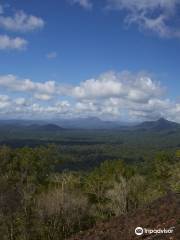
[0,0,180,122]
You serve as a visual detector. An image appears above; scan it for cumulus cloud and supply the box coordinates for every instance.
[0,75,56,100]
[14,97,29,106]
[0,94,10,109]
[71,71,163,102]
[107,0,180,38]
[0,10,44,32]
[0,71,180,122]
[69,0,93,10]
[0,34,27,50]
[34,93,53,101]
[25,101,71,118]
[66,70,179,121]
[0,6,44,51]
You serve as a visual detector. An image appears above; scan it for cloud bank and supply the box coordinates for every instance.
[0,71,179,122]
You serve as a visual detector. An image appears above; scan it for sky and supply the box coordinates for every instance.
[0,0,180,122]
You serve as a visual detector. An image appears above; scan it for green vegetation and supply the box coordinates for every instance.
[0,142,179,240]
[1,127,180,172]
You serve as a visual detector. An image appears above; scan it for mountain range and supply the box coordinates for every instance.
[0,117,179,131]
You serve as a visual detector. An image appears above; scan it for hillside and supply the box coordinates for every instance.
[0,118,179,131]
[27,124,64,131]
[134,118,180,131]
[56,117,122,129]
[69,193,180,240]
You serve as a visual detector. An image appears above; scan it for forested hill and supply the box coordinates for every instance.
[133,118,180,131]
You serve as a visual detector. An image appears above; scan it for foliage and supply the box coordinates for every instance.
[0,144,179,239]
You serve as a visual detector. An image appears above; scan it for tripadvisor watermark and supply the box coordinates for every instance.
[135,226,175,236]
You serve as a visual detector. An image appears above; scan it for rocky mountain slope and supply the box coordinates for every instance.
[69,193,180,240]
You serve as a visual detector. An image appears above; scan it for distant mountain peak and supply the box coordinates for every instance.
[157,117,168,122]
[157,117,166,121]
[135,118,179,131]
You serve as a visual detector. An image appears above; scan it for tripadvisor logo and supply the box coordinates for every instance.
[135,226,175,236]
[135,227,143,235]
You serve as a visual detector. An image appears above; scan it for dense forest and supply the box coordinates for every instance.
[0,121,180,239]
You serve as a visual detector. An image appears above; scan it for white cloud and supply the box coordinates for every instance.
[0,10,44,32]
[28,101,71,117]
[34,93,53,101]
[14,97,29,106]
[71,71,163,103]
[66,70,179,121]
[0,94,10,109]
[69,0,93,10]
[46,51,58,59]
[0,34,27,50]
[107,0,180,38]
[0,7,44,51]
[0,71,180,122]
[0,75,56,100]
[0,94,9,101]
